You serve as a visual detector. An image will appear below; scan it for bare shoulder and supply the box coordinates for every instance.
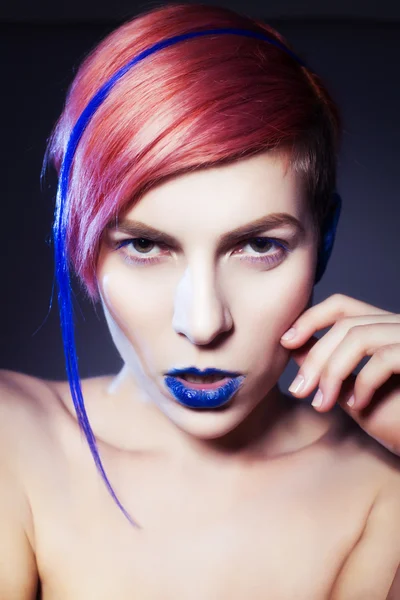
[329,468,400,600]
[0,368,80,503]
[0,369,53,599]
[0,367,53,405]
[320,403,400,599]
[0,369,50,446]
[313,399,400,482]
[343,406,400,488]
[0,368,89,481]
[0,369,75,547]
[292,399,400,599]
[0,369,61,452]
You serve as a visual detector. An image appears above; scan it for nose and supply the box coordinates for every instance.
[172,263,233,345]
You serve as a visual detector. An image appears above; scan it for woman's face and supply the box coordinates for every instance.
[96,150,318,441]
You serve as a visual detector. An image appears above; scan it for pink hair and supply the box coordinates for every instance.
[45,2,342,298]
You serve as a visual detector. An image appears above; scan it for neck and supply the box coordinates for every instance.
[105,366,301,470]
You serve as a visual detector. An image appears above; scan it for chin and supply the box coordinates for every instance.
[160,393,255,440]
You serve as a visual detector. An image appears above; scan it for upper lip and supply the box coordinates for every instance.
[165,367,242,377]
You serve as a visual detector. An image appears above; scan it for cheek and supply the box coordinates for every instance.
[98,246,314,345]
[230,256,314,344]
[98,266,171,345]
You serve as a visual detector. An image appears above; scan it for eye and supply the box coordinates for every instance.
[113,236,291,266]
[235,237,290,266]
[114,237,166,265]
[121,238,158,254]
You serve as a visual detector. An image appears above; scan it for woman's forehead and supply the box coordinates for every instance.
[120,151,307,226]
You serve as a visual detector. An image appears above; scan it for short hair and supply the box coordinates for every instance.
[45,2,341,300]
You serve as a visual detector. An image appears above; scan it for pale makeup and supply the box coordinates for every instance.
[96,150,319,463]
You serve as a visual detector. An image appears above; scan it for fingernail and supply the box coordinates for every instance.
[281,328,296,341]
[347,395,355,407]
[312,389,323,408]
[288,374,305,394]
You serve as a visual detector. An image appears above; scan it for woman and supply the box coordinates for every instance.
[1,3,400,598]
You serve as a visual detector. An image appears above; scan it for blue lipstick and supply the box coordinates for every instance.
[164,367,246,409]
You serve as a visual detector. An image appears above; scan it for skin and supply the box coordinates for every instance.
[1,149,400,599]
[280,293,400,456]
[95,149,320,466]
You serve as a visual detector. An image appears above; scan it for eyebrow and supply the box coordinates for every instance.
[108,212,306,252]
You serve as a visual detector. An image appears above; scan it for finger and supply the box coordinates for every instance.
[287,318,400,400]
[312,326,400,411]
[347,343,400,411]
[281,293,395,349]
[337,374,400,457]
[286,335,319,369]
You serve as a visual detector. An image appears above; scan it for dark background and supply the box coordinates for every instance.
[1,0,399,394]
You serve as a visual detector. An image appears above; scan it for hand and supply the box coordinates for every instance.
[280,293,400,457]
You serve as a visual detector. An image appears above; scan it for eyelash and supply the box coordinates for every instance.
[113,236,291,267]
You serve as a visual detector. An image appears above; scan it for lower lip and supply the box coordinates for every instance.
[164,375,245,409]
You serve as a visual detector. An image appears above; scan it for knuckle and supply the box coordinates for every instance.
[331,293,346,307]
[322,362,341,382]
[355,370,371,388]
[332,293,345,302]
[333,316,352,332]
[374,344,395,360]
[346,324,364,340]
[329,293,347,318]
[304,345,318,366]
